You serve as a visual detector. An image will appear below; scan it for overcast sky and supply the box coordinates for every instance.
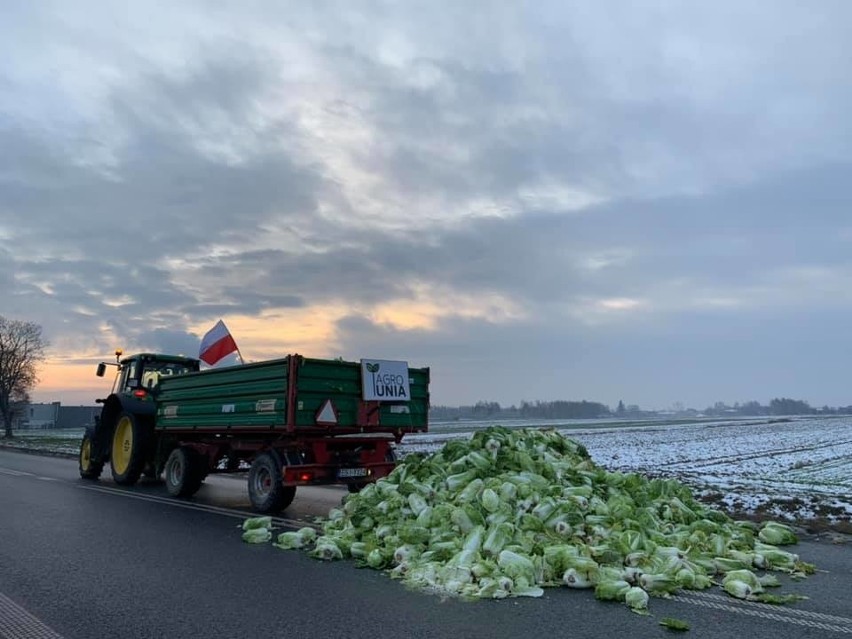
[3,1,852,410]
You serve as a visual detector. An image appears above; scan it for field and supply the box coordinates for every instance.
[5,415,850,532]
[403,415,852,533]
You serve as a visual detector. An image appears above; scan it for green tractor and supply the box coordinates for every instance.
[78,349,428,512]
[79,350,200,485]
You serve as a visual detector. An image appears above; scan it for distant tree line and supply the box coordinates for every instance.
[430,396,852,421]
[431,399,614,421]
[701,398,845,417]
[518,400,610,419]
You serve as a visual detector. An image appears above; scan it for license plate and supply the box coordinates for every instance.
[338,468,369,479]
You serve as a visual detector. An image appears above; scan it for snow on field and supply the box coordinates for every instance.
[6,415,850,529]
[402,416,852,528]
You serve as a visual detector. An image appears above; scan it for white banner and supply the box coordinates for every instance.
[361,359,410,401]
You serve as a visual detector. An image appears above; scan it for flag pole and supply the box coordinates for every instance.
[235,347,245,364]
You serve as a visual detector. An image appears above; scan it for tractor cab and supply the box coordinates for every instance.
[83,351,202,483]
[96,351,200,400]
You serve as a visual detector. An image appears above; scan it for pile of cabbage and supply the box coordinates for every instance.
[251,427,814,610]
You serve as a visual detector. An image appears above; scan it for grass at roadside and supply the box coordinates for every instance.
[0,429,83,456]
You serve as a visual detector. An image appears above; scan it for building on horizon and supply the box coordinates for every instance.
[15,402,100,430]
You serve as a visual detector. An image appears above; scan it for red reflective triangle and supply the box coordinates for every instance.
[315,399,338,425]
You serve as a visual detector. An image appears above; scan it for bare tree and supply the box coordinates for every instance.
[0,317,47,438]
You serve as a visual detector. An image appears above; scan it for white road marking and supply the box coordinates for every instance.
[0,592,64,639]
[0,469,33,477]
[674,592,852,634]
[682,589,852,625]
[0,460,323,530]
[76,484,312,529]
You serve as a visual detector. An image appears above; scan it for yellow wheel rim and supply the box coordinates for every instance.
[80,438,92,471]
[112,417,134,475]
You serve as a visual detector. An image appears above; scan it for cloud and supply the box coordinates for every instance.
[3,1,852,408]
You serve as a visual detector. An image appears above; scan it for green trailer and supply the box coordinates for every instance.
[78,350,429,513]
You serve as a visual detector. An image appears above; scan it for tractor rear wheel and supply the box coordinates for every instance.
[248,452,296,513]
[110,412,149,486]
[164,447,205,497]
[79,432,104,480]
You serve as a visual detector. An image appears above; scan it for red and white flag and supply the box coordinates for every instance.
[199,319,239,365]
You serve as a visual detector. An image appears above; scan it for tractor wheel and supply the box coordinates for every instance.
[164,447,205,497]
[247,452,296,513]
[110,412,149,486]
[79,432,104,480]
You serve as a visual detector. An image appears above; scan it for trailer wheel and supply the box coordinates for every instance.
[248,452,296,513]
[110,412,149,486]
[164,447,205,497]
[79,432,104,480]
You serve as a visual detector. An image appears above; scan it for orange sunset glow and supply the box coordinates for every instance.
[33,304,429,405]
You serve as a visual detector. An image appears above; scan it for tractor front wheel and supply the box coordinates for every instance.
[79,432,104,480]
[110,412,149,486]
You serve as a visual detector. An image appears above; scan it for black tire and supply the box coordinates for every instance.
[110,412,149,486]
[247,452,296,513]
[164,447,205,497]
[79,432,104,480]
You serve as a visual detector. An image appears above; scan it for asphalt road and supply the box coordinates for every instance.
[0,449,850,639]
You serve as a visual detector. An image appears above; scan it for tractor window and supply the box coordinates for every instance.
[157,362,197,376]
[119,361,138,392]
[140,361,197,390]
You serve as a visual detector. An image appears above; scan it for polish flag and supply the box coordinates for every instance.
[199,319,239,365]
